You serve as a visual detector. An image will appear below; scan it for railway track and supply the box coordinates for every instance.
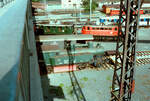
[42,51,150,74]
[97,58,150,70]
[46,57,150,74]
[93,36,118,42]
[136,51,150,57]
[94,51,150,70]
[136,58,150,66]
[77,51,150,71]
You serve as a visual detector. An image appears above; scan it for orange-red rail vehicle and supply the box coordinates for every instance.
[102,4,144,16]
[82,25,118,36]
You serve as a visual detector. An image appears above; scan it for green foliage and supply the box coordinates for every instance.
[59,83,64,88]
[32,0,60,2]
[80,77,88,81]
[106,75,111,81]
[82,0,98,13]
[32,0,41,2]
[66,86,74,96]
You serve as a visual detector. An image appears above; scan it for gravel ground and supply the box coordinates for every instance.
[41,69,113,101]
[41,65,150,101]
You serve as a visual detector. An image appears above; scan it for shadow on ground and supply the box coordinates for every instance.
[36,38,65,101]
[41,75,65,101]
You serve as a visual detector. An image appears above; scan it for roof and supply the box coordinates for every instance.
[98,0,150,3]
[102,4,120,9]
[0,0,28,100]
[83,25,118,27]
[143,0,150,3]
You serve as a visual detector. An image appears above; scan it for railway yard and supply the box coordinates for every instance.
[0,0,150,101]
[39,35,150,101]
[32,1,150,101]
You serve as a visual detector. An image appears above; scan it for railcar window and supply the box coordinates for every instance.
[100,28,104,30]
[97,28,99,30]
[109,28,112,30]
[48,27,50,32]
[93,27,95,30]
[105,28,107,30]
[58,27,62,32]
[45,27,50,32]
[88,27,90,30]
[115,28,117,31]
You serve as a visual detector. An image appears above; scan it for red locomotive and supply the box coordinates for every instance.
[109,10,144,16]
[81,25,118,36]
[102,4,144,16]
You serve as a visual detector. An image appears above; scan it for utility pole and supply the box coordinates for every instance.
[111,0,141,101]
[73,3,77,34]
[80,1,81,21]
[90,0,92,22]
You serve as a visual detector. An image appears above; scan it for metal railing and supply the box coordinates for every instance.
[15,1,31,101]
[15,0,43,101]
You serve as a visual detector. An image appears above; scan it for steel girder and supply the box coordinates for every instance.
[111,0,141,101]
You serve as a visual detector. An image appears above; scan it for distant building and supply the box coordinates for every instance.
[61,0,82,9]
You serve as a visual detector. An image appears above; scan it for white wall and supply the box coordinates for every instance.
[61,0,82,9]
[142,3,150,7]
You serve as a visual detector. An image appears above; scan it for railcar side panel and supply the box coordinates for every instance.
[82,26,118,36]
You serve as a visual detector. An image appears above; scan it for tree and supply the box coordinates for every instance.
[32,0,41,2]
[82,0,98,13]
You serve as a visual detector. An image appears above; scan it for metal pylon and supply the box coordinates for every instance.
[111,0,141,101]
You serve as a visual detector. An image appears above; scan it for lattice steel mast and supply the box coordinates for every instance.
[111,0,141,101]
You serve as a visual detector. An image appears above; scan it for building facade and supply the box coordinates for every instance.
[61,0,82,9]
